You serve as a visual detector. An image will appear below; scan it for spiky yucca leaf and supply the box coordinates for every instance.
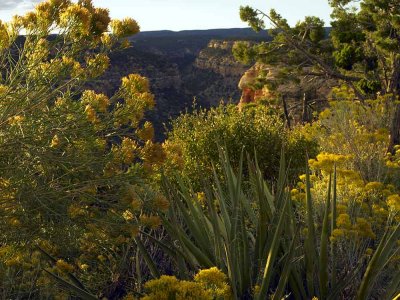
[357,222,400,300]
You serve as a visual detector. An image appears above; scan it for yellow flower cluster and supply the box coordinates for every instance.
[21,11,37,31]
[115,74,155,126]
[292,165,363,205]
[121,184,142,209]
[84,104,98,124]
[111,18,140,38]
[86,53,110,78]
[34,1,54,30]
[142,267,231,300]
[121,73,151,96]
[120,137,138,164]
[8,217,21,227]
[336,213,351,229]
[329,85,357,101]
[308,152,353,173]
[387,194,400,212]
[196,192,207,207]
[131,199,142,211]
[385,145,400,169]
[90,7,111,35]
[59,4,91,37]
[8,115,25,126]
[101,33,112,47]
[141,141,166,172]
[0,84,9,96]
[27,55,83,82]
[153,194,170,212]
[331,213,376,243]
[319,108,332,120]
[293,149,397,244]
[26,39,49,63]
[61,56,83,78]
[364,181,384,192]
[68,204,88,218]
[194,267,231,298]
[137,122,154,141]
[0,21,10,50]
[81,90,110,113]
[50,134,61,148]
[162,140,184,171]
[56,259,74,273]
[6,16,22,43]
[122,209,134,221]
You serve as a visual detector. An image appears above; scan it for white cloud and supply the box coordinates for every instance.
[0,0,41,11]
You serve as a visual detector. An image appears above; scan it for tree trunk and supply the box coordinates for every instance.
[282,95,291,129]
[388,58,400,153]
[302,93,309,123]
[389,102,400,153]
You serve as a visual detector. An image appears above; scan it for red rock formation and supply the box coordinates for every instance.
[238,63,273,109]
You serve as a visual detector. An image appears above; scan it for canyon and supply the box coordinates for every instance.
[90,28,334,140]
[88,28,268,140]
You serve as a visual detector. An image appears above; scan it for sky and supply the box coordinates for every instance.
[0,0,333,31]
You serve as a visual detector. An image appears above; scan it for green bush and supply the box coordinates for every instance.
[166,104,318,188]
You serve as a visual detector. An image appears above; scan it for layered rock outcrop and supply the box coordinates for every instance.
[238,63,277,108]
[195,40,247,77]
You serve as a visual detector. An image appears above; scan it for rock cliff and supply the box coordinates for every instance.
[88,28,335,139]
[89,30,258,140]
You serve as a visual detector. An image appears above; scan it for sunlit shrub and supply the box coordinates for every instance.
[0,0,165,297]
[304,87,399,185]
[166,103,318,188]
[291,152,399,297]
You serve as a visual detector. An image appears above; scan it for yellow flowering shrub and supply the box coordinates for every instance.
[142,268,231,300]
[194,267,232,298]
[308,90,398,185]
[137,121,155,141]
[386,145,400,169]
[0,0,167,298]
[111,18,140,38]
[387,194,400,212]
[289,90,400,279]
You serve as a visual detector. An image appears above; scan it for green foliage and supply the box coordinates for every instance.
[239,6,265,32]
[236,6,327,68]
[237,1,400,150]
[295,16,326,44]
[157,150,400,299]
[159,150,296,299]
[166,104,318,188]
[232,41,257,65]
[333,43,364,70]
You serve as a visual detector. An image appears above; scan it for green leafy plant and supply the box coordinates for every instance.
[165,104,318,189]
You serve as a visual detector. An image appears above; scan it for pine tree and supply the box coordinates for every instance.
[237,0,400,151]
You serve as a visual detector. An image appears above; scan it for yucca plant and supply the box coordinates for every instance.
[43,149,400,299]
[155,149,400,299]
[156,149,296,299]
